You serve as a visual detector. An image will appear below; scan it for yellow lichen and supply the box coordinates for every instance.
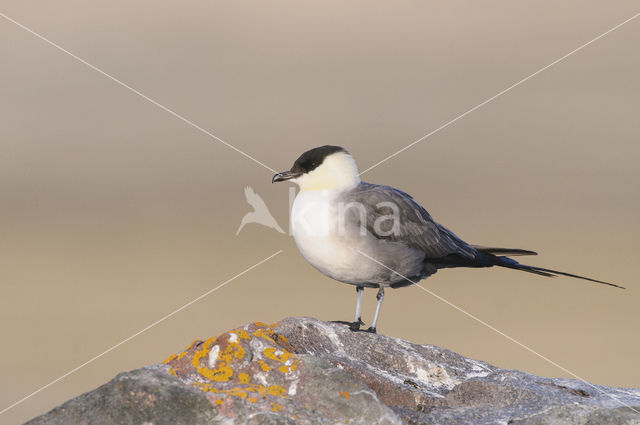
[259,360,272,372]
[193,337,248,383]
[278,365,290,373]
[192,337,216,369]
[196,383,288,400]
[233,329,251,340]
[198,364,233,382]
[271,403,283,412]
[252,327,275,342]
[267,385,287,396]
[215,399,223,405]
[167,367,178,377]
[229,342,246,360]
[193,338,230,382]
[263,347,292,363]
[248,386,267,396]
[276,334,289,344]
[228,388,248,398]
[187,325,299,400]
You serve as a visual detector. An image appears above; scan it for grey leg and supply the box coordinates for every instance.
[353,285,364,324]
[366,286,385,333]
[349,285,365,331]
[331,285,365,331]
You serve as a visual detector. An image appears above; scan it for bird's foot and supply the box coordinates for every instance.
[362,326,377,333]
[331,319,365,331]
[349,319,365,331]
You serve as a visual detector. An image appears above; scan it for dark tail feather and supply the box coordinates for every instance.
[496,257,625,289]
[472,245,538,257]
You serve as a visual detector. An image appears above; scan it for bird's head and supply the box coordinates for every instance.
[272,145,360,191]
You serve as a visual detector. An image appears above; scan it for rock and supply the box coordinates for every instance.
[26,317,640,425]
[25,366,218,425]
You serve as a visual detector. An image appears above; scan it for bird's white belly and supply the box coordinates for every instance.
[291,190,377,285]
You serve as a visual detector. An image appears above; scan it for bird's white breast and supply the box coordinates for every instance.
[291,190,377,285]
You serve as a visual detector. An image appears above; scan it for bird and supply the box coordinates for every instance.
[236,186,285,235]
[272,145,624,333]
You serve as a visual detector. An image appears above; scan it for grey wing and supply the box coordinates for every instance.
[345,183,477,260]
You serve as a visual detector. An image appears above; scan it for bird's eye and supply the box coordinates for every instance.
[310,162,318,168]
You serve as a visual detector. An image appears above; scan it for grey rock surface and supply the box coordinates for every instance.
[26,366,218,425]
[27,317,640,425]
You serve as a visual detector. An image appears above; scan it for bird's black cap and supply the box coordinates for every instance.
[291,145,347,174]
[272,145,348,183]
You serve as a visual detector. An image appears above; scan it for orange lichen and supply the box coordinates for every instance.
[267,385,287,396]
[263,347,292,363]
[192,336,248,383]
[232,329,252,340]
[228,388,248,398]
[215,399,223,405]
[193,338,230,381]
[340,391,350,400]
[192,337,216,368]
[271,403,283,412]
[196,382,289,402]
[253,327,276,342]
[276,334,289,344]
[193,340,214,371]
[186,324,301,401]
[200,364,233,382]
[259,360,272,372]
[167,367,177,377]
[193,337,231,382]
[244,386,265,396]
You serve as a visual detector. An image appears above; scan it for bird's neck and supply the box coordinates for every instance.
[297,153,361,192]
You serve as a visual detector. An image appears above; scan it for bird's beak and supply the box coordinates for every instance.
[272,171,300,183]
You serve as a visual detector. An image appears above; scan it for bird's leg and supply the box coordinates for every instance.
[350,285,365,331]
[365,286,385,333]
[331,285,365,331]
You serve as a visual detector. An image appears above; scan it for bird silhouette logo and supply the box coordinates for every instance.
[236,186,285,235]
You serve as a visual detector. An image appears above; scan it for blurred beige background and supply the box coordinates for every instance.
[1,1,639,423]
